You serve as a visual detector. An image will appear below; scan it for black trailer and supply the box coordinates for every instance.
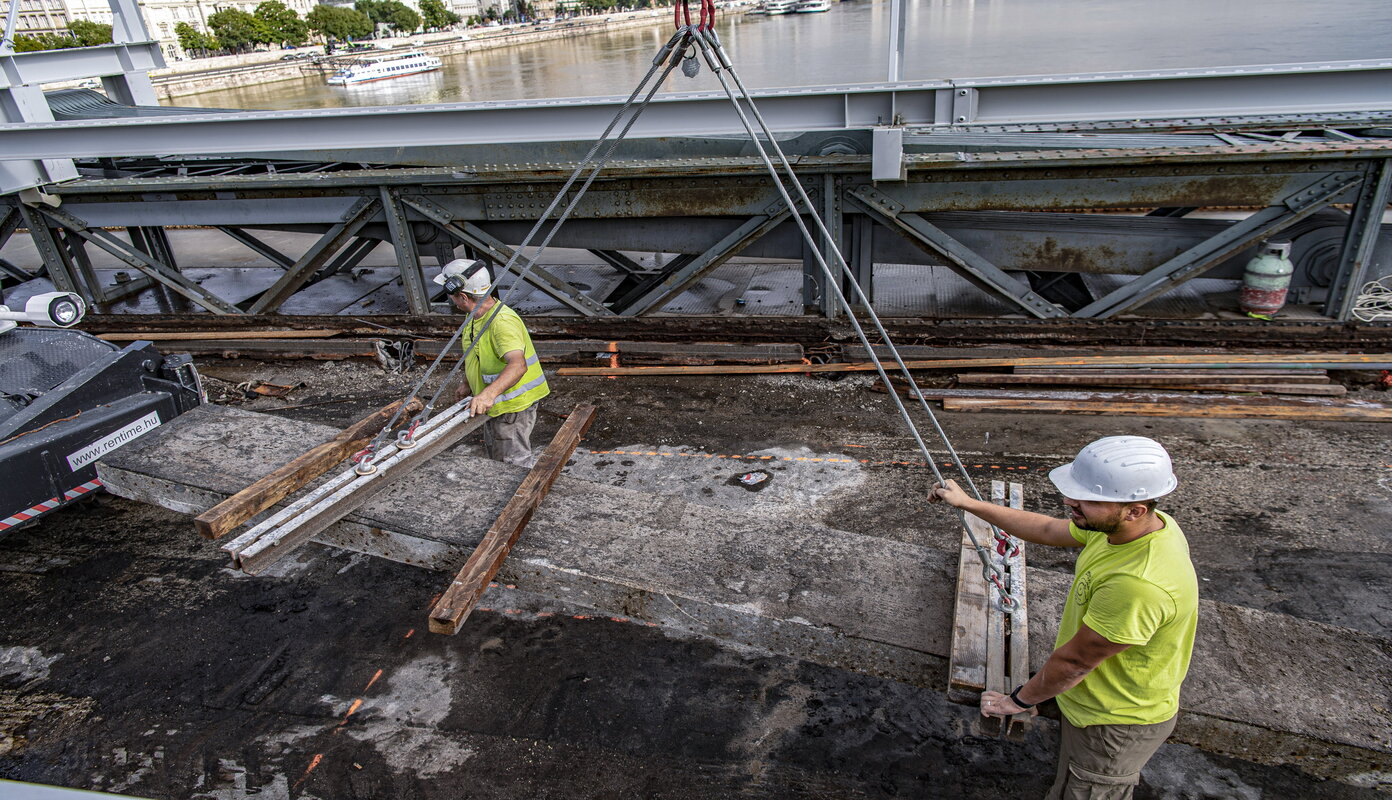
[0,328,203,533]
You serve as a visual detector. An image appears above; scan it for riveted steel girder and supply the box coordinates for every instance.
[1075,172,1365,318]
[401,194,614,316]
[39,205,239,314]
[847,186,1068,319]
[247,197,379,314]
[1324,161,1392,319]
[379,188,431,315]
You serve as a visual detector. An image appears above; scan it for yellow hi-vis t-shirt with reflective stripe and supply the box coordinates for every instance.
[463,302,549,417]
[1055,511,1198,727]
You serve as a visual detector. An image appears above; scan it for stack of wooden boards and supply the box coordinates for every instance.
[949,481,1030,738]
[876,353,1392,422]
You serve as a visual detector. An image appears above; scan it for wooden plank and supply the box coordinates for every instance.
[1012,368,1329,379]
[947,518,989,704]
[1005,481,1031,739]
[982,481,1009,736]
[941,397,1392,421]
[429,404,598,635]
[229,405,489,574]
[956,380,1346,397]
[886,384,1359,406]
[957,372,1334,387]
[555,353,1392,377]
[194,397,422,540]
[98,329,344,342]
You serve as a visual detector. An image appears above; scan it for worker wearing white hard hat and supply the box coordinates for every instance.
[436,259,550,467]
[929,435,1197,800]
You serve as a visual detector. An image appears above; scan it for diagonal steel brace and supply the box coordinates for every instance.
[402,194,614,316]
[1075,171,1365,318]
[847,186,1067,319]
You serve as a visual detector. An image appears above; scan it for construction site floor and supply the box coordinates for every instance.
[1,358,1389,799]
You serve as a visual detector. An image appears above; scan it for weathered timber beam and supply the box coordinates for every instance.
[948,510,992,704]
[955,372,1332,387]
[97,329,346,342]
[429,403,597,634]
[1003,481,1030,739]
[895,386,1359,404]
[193,397,423,540]
[556,352,1392,377]
[941,397,1392,420]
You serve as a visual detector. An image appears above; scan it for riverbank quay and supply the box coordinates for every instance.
[127,8,703,102]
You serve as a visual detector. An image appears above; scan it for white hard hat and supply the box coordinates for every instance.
[1049,436,1178,503]
[433,258,491,296]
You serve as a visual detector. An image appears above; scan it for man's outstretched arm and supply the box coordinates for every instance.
[981,624,1131,718]
[929,479,1080,548]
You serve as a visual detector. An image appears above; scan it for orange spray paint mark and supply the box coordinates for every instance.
[293,753,324,789]
[338,698,363,727]
[364,669,383,692]
[403,629,415,639]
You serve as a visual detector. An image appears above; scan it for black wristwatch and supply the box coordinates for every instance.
[1008,685,1035,709]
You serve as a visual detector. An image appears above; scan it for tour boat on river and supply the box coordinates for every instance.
[327,51,442,85]
[794,0,830,11]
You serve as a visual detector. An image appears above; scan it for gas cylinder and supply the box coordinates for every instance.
[1238,240,1294,318]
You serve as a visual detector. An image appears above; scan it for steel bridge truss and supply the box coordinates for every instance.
[2,119,1390,321]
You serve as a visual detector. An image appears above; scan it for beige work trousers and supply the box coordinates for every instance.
[483,405,538,468]
[1046,714,1177,800]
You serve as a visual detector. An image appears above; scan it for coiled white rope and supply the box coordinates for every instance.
[1351,276,1392,322]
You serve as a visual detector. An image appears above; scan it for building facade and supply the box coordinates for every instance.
[62,0,316,60]
[4,0,74,39]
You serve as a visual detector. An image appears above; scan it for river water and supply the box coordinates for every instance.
[175,0,1391,111]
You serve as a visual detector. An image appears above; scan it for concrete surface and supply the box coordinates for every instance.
[2,357,1390,798]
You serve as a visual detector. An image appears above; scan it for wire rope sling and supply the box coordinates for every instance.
[359,4,1024,612]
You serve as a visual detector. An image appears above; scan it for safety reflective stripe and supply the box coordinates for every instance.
[0,479,103,532]
[480,354,541,385]
[491,371,547,403]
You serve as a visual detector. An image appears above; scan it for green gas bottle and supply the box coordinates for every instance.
[1238,240,1294,318]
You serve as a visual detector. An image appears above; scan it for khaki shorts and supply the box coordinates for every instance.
[1046,714,1177,800]
[483,405,538,468]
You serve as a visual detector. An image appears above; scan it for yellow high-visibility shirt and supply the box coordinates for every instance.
[463,303,549,416]
[1055,511,1198,727]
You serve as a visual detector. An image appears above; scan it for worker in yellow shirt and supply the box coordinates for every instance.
[436,259,550,468]
[930,436,1197,799]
